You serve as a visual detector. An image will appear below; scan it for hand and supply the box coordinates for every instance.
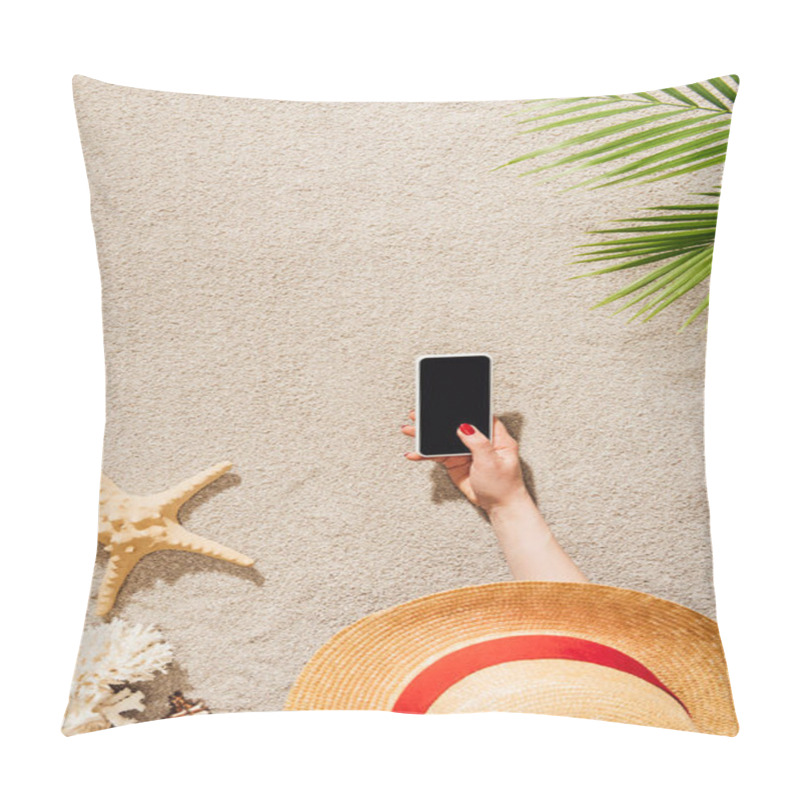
[401,410,588,582]
[401,411,530,513]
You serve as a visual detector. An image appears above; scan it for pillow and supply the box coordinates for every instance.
[65,74,739,736]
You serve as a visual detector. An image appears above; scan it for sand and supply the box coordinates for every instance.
[72,76,723,715]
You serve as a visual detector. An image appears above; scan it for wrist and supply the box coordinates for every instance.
[485,487,537,520]
[486,489,554,552]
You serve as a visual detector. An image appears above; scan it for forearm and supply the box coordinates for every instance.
[487,491,588,583]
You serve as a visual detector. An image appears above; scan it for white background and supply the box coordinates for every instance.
[3,2,798,797]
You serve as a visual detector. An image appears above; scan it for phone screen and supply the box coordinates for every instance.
[417,354,491,456]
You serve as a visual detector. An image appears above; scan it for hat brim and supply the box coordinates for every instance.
[286,581,737,736]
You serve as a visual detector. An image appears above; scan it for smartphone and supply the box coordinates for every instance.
[416,354,492,457]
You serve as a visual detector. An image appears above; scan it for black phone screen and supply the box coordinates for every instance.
[418,355,491,456]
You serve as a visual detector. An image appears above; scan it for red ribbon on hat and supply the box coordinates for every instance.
[391,634,688,715]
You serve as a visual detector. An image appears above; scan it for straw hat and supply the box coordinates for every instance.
[286,582,738,735]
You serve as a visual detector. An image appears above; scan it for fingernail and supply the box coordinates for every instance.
[459,423,475,435]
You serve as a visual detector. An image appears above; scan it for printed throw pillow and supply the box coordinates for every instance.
[65,75,739,736]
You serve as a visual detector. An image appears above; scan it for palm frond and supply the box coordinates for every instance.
[499,76,738,189]
[573,192,719,328]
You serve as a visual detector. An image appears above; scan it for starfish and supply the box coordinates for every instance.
[96,462,255,616]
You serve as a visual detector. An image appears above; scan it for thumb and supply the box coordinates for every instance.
[456,423,493,459]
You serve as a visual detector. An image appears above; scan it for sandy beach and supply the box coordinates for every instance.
[73,77,723,715]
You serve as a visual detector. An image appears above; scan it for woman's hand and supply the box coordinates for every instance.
[401,411,529,513]
[401,409,588,582]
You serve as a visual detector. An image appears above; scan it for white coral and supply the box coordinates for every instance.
[63,619,173,736]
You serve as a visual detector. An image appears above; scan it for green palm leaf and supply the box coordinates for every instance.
[498,76,738,328]
[499,76,738,189]
[573,192,719,329]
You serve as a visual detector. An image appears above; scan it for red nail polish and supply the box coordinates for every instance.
[459,423,475,435]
